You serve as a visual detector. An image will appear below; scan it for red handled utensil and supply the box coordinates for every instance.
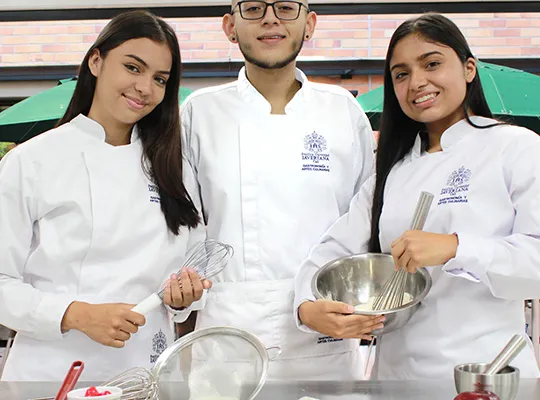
[54,361,85,400]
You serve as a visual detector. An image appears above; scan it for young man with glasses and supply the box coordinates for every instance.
[178,0,380,380]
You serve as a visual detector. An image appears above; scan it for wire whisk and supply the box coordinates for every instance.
[157,239,234,298]
[26,367,157,400]
[100,367,157,400]
[371,192,434,311]
[132,239,234,315]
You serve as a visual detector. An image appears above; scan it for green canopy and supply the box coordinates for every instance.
[357,61,540,133]
[0,78,194,143]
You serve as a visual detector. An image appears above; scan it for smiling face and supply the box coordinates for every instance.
[223,0,316,69]
[88,37,172,130]
[389,33,476,134]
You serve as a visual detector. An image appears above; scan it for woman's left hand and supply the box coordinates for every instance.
[391,231,458,273]
[162,268,213,309]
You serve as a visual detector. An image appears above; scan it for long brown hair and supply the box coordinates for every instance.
[369,13,496,252]
[57,10,200,234]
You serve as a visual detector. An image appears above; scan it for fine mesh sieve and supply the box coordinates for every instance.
[152,327,281,400]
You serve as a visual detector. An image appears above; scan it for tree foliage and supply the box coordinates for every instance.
[0,142,15,160]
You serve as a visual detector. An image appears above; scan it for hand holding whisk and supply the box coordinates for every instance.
[132,240,234,315]
[371,191,434,311]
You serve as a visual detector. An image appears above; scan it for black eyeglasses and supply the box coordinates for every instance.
[232,1,310,21]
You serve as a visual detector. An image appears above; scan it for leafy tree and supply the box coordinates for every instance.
[0,142,15,160]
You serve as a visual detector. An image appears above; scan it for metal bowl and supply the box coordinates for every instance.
[311,253,432,335]
[454,363,520,400]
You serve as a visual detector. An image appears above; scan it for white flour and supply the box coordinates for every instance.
[188,339,242,400]
[188,363,242,400]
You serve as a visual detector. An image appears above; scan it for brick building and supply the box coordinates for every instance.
[1,11,539,100]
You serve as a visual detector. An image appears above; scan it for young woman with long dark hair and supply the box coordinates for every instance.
[295,13,540,379]
[0,10,211,381]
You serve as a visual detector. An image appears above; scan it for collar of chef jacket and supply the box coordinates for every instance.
[411,115,497,160]
[70,113,141,145]
[236,66,311,114]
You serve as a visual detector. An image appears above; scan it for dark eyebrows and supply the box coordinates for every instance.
[418,51,444,60]
[390,62,406,73]
[125,54,171,75]
[390,51,444,72]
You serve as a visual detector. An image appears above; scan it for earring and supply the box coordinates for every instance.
[305,34,310,39]
[231,36,236,42]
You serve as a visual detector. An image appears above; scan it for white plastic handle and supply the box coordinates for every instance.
[131,293,163,316]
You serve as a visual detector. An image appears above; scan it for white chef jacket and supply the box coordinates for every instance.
[295,116,540,380]
[179,67,376,380]
[0,114,204,381]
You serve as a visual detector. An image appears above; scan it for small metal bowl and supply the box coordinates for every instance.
[454,363,520,400]
[311,253,432,335]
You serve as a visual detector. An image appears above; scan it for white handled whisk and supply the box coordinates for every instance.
[132,239,234,315]
[371,191,434,311]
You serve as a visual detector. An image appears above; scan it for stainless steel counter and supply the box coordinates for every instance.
[1,379,539,400]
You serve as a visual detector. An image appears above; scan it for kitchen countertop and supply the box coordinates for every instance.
[1,379,539,400]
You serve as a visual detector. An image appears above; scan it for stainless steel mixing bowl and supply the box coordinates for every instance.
[311,253,432,335]
[454,363,520,400]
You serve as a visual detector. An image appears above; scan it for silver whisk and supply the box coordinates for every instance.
[132,239,234,315]
[27,367,157,400]
[371,191,434,311]
[100,367,157,400]
[158,239,234,298]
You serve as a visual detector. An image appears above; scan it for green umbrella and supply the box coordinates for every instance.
[358,61,540,133]
[0,78,194,143]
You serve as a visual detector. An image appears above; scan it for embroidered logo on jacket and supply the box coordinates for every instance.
[301,131,330,172]
[150,330,167,363]
[317,335,343,344]
[438,166,471,205]
[148,184,160,204]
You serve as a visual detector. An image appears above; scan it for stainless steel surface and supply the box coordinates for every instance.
[4,380,540,400]
[532,299,540,369]
[25,397,55,400]
[157,239,234,299]
[454,363,520,400]
[312,253,432,335]
[372,191,434,311]
[485,335,527,375]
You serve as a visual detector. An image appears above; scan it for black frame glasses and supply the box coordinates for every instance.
[232,1,310,21]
